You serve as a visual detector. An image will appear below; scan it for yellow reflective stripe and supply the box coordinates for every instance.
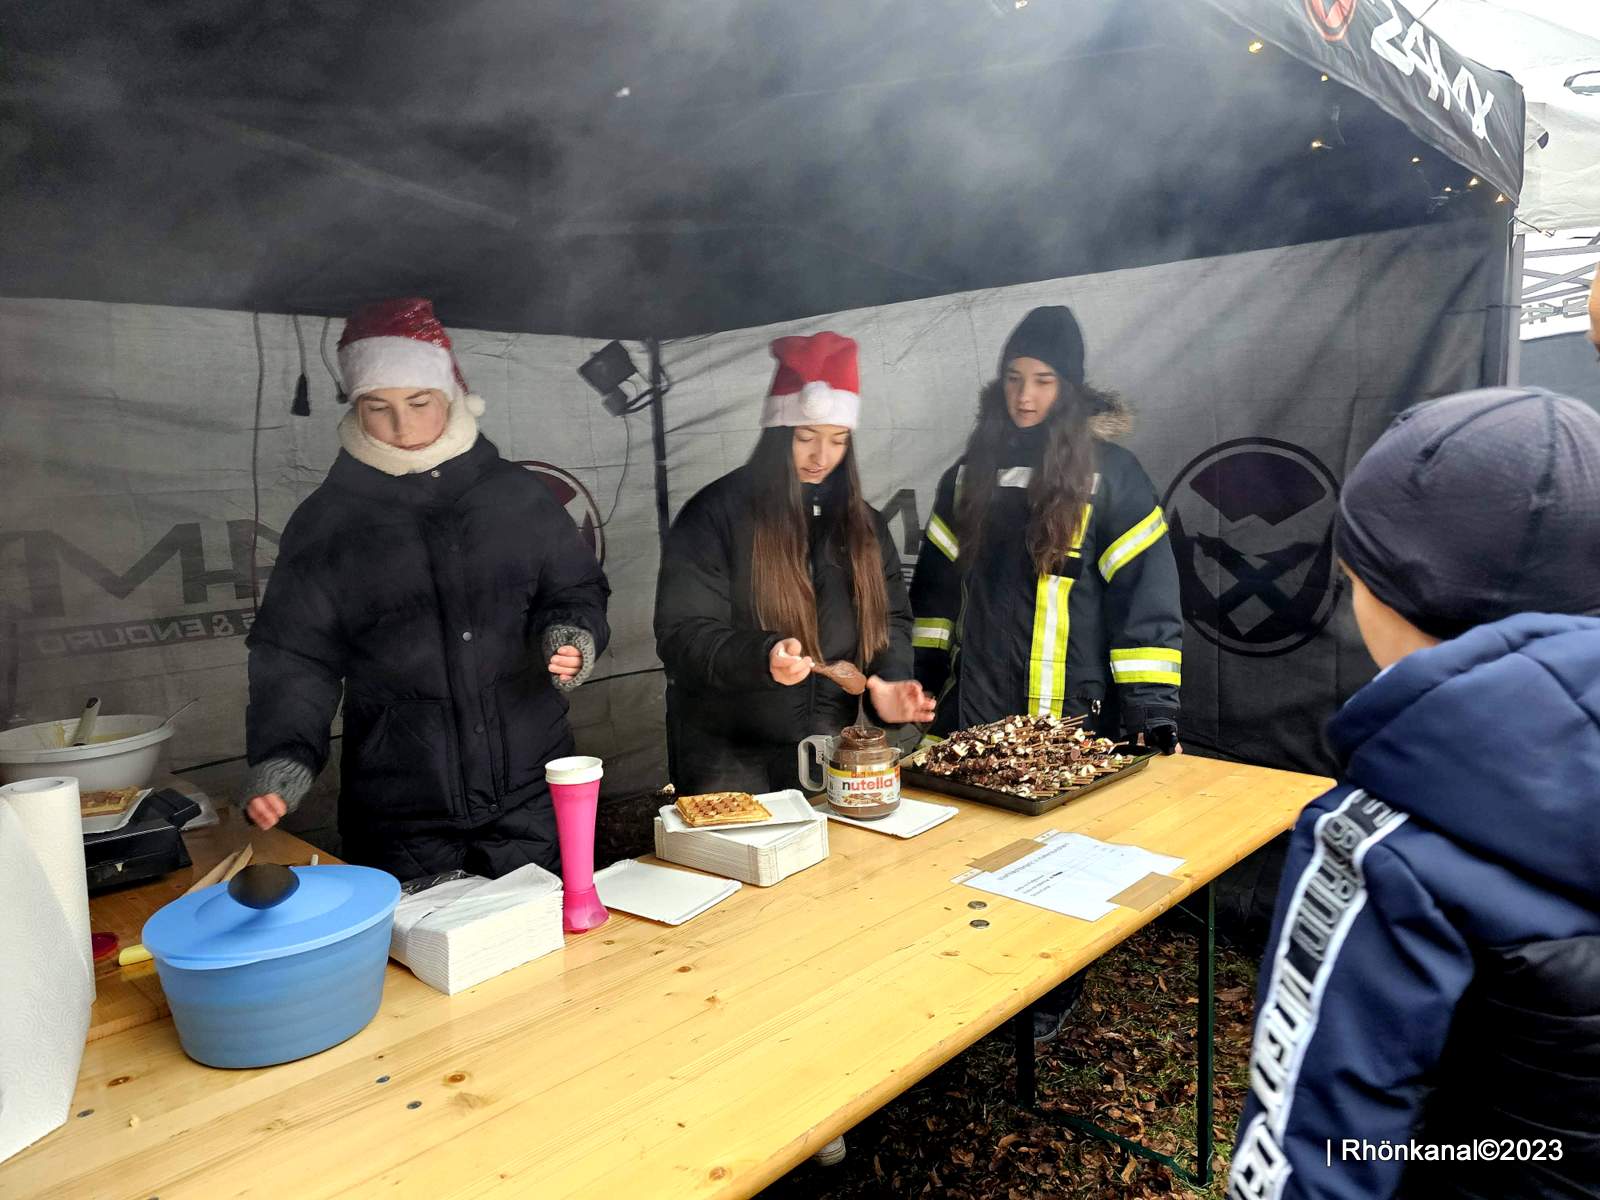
[1113,670,1181,685]
[1098,506,1168,582]
[913,618,954,650]
[1025,574,1074,717]
[1026,575,1050,713]
[927,513,960,562]
[1066,501,1094,558]
[1110,647,1181,685]
[1110,647,1181,664]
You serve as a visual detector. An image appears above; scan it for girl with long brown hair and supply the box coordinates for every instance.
[911,305,1181,747]
[910,306,1183,1044]
[655,332,933,794]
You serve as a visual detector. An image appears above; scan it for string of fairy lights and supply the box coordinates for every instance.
[982,8,1527,221]
[1243,35,1512,206]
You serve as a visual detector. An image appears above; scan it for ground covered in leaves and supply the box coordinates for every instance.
[757,919,1259,1200]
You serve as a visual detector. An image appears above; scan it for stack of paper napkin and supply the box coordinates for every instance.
[389,864,564,994]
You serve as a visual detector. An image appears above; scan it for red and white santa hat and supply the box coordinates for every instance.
[760,331,860,429]
[336,297,486,417]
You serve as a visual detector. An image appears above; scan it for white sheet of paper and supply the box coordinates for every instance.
[962,833,1185,922]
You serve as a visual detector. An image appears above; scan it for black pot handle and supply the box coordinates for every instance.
[228,863,301,910]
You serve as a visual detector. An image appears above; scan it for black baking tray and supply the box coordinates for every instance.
[901,752,1156,816]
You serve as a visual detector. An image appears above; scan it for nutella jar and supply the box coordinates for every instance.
[796,726,902,819]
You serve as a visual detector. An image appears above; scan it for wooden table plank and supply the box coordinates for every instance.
[3,755,1327,1200]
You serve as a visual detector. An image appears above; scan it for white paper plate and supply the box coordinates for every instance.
[814,795,959,839]
[594,859,741,925]
[80,787,152,835]
[659,788,818,832]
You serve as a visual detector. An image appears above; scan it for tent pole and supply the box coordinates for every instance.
[648,337,671,547]
[1504,230,1525,386]
[1484,216,1520,387]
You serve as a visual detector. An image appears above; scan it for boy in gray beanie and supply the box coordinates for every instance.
[1334,386,1600,643]
[1230,387,1600,1200]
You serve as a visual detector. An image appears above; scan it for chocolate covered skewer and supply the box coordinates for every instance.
[911,713,1134,799]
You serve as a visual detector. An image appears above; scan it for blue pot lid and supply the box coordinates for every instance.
[142,865,401,971]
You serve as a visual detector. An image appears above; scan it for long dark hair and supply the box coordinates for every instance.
[956,378,1115,575]
[747,427,889,664]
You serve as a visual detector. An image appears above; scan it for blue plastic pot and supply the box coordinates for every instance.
[142,864,400,1069]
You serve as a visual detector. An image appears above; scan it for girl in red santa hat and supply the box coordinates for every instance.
[242,298,611,881]
[655,331,935,795]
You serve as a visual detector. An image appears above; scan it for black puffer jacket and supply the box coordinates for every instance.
[655,465,913,793]
[246,436,610,880]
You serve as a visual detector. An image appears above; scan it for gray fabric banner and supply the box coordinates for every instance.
[0,305,662,813]
[0,217,1507,814]
[662,218,1509,774]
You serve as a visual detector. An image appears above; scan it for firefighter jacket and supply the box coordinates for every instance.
[910,417,1181,739]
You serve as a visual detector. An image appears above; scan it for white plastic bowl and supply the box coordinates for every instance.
[0,714,174,792]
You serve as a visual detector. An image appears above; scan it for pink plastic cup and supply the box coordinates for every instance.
[546,755,608,933]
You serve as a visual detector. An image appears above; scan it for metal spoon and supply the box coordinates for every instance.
[157,697,200,731]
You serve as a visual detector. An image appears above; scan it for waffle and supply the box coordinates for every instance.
[79,786,142,818]
[674,791,771,827]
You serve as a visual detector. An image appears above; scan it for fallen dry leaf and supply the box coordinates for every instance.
[750,923,1261,1200]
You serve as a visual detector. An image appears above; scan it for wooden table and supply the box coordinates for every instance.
[2,754,1327,1200]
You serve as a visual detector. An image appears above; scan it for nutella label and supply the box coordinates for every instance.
[826,763,901,808]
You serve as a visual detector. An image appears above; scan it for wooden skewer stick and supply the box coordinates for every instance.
[185,849,241,896]
[122,843,263,968]
[224,843,254,881]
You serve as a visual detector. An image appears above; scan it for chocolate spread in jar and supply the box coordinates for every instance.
[826,725,901,820]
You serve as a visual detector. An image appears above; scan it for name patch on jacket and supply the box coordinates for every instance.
[1232,790,1408,1199]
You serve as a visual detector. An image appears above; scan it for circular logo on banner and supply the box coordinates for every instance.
[1304,0,1358,42]
[519,461,606,563]
[1162,438,1341,658]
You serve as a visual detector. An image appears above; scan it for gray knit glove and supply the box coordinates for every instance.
[541,624,597,692]
[240,755,316,815]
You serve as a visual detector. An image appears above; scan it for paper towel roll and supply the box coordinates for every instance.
[0,778,93,989]
[0,790,93,1163]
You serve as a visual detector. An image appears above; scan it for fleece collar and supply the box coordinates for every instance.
[327,431,501,505]
[337,393,482,476]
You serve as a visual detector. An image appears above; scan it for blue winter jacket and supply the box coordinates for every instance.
[1230,614,1600,1200]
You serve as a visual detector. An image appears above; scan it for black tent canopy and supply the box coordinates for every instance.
[0,0,1523,336]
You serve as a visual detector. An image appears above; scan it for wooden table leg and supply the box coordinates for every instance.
[1007,882,1220,1192]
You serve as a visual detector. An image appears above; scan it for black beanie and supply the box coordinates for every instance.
[1001,306,1086,387]
[1334,387,1600,640]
